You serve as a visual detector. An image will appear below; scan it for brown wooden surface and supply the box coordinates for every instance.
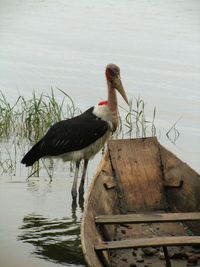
[160,145,200,234]
[95,212,200,224]
[110,220,192,266]
[81,138,200,267]
[163,176,183,188]
[95,236,200,250]
[81,152,119,267]
[108,137,166,211]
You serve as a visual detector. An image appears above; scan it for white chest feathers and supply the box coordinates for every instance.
[93,104,120,132]
[93,105,113,129]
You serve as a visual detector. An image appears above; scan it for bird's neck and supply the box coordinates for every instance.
[107,80,119,131]
[107,80,117,111]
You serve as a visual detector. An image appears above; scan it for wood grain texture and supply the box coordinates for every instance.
[108,137,166,211]
[160,145,200,234]
[95,236,200,250]
[81,138,200,267]
[81,152,119,267]
[95,212,200,224]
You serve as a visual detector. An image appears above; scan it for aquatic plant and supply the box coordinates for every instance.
[0,91,21,137]
[116,96,157,139]
[0,88,179,178]
[166,116,182,144]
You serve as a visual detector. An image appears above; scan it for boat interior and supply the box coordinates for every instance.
[81,138,200,267]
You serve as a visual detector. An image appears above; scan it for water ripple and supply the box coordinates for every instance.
[18,214,85,266]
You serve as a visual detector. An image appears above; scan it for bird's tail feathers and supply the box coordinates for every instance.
[21,141,44,167]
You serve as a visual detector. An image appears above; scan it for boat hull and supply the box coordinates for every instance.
[81,137,200,267]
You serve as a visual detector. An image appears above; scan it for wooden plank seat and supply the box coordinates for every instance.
[95,212,200,224]
[95,236,200,251]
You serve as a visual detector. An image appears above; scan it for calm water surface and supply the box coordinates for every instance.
[0,0,200,266]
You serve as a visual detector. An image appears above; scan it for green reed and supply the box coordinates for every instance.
[0,88,81,142]
[0,91,21,137]
[0,89,180,177]
[115,96,157,139]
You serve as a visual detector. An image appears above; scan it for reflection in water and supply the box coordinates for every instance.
[71,196,85,212]
[18,210,85,266]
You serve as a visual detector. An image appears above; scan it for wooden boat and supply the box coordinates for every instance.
[81,137,200,267]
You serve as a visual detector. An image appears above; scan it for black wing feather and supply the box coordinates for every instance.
[21,107,109,166]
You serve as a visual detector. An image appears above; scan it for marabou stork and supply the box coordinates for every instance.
[21,64,129,199]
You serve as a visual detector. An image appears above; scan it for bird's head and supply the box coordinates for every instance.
[105,64,129,105]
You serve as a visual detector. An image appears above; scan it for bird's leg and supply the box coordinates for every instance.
[79,159,88,198]
[71,160,80,200]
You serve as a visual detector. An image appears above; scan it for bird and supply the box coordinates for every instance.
[21,63,129,200]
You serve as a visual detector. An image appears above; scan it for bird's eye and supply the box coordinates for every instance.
[110,68,119,77]
[109,69,115,77]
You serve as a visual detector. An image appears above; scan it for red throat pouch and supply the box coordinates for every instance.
[98,100,108,106]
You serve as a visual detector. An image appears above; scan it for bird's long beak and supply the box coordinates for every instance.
[113,75,129,105]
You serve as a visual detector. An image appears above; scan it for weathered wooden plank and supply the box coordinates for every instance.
[159,144,200,234]
[81,138,200,267]
[103,175,117,190]
[81,152,118,267]
[163,176,183,188]
[95,236,200,251]
[95,212,200,224]
[108,137,167,211]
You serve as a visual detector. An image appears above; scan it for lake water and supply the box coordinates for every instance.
[0,0,200,266]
